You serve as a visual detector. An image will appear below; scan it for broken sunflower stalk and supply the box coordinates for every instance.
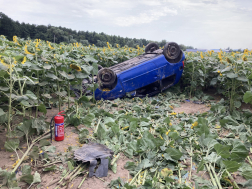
[55,165,82,189]
[12,129,53,173]
[78,171,89,189]
[111,153,120,166]
[129,169,142,185]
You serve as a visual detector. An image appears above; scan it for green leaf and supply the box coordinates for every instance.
[16,95,29,102]
[46,73,58,80]
[214,144,230,158]
[84,55,98,63]
[0,70,7,77]
[165,148,183,161]
[32,171,41,184]
[26,90,37,100]
[104,117,115,124]
[139,159,153,169]
[75,71,89,79]
[82,113,95,126]
[0,86,9,91]
[226,72,238,78]
[39,139,51,147]
[210,78,217,86]
[110,122,120,137]
[20,174,33,184]
[127,140,138,152]
[139,121,150,127]
[91,62,98,75]
[163,153,173,161]
[203,152,221,163]
[58,70,75,80]
[243,91,252,103]
[78,128,89,143]
[20,100,31,107]
[223,161,240,173]
[197,160,205,173]
[45,146,56,153]
[38,104,47,115]
[124,162,136,171]
[4,139,19,152]
[22,165,32,175]
[29,146,39,160]
[230,140,249,162]
[168,131,179,140]
[221,66,232,73]
[17,120,35,139]
[129,121,137,133]
[237,76,248,82]
[32,117,49,133]
[234,101,241,108]
[69,115,81,127]
[0,108,5,116]
[43,65,51,70]
[196,118,209,136]
[55,91,67,97]
[248,73,252,80]
[239,164,252,179]
[67,161,74,171]
[164,117,170,125]
[43,165,57,172]
[203,138,218,149]
[78,95,90,105]
[220,115,239,127]
[141,131,156,149]
[97,123,107,140]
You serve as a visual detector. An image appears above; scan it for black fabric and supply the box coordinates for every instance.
[93,158,109,177]
[89,159,98,177]
[74,143,113,178]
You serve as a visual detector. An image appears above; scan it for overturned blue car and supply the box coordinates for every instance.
[94,42,185,100]
[78,42,185,100]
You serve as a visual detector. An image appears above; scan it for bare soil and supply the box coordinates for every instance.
[173,101,210,114]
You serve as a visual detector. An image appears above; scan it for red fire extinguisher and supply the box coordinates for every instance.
[50,111,65,142]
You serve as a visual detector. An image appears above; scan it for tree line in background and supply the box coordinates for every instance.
[0,12,194,50]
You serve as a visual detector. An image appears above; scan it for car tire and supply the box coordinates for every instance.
[97,68,117,86]
[98,65,103,71]
[163,42,182,63]
[145,43,159,53]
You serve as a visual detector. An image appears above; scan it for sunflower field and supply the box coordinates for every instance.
[1,35,252,189]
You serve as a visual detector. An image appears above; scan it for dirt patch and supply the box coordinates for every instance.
[173,101,210,114]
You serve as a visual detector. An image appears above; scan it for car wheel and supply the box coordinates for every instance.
[145,43,159,53]
[98,65,103,70]
[163,42,182,63]
[97,68,117,87]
